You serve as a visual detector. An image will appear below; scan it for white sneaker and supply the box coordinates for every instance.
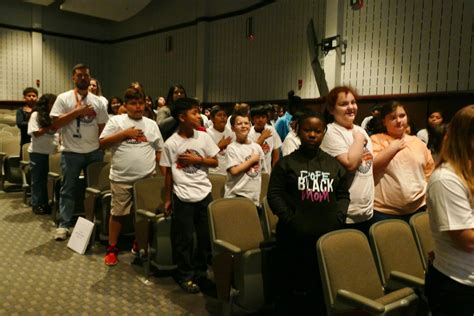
[54,227,70,241]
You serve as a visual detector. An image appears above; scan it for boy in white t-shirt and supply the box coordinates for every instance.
[100,87,164,266]
[206,105,234,175]
[160,98,219,294]
[225,111,266,205]
[248,105,282,173]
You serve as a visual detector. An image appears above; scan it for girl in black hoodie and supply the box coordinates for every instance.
[268,110,349,315]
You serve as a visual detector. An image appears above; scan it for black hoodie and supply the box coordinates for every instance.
[268,147,350,238]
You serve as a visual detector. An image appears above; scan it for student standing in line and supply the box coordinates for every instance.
[88,78,108,109]
[160,98,219,294]
[27,94,58,215]
[268,110,349,315]
[17,87,38,159]
[206,105,234,175]
[100,87,164,266]
[370,101,434,223]
[320,86,374,235]
[425,104,474,316]
[248,105,282,173]
[224,111,266,205]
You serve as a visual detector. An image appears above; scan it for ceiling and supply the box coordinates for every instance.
[22,0,152,22]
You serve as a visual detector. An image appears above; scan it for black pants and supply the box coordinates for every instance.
[425,264,474,316]
[274,227,326,315]
[171,193,212,282]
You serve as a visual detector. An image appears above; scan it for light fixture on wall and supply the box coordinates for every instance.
[246,17,255,40]
[165,36,173,53]
[350,0,364,10]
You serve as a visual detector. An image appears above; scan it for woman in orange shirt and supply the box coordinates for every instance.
[370,101,434,223]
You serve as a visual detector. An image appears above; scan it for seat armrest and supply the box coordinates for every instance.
[48,172,60,178]
[388,271,425,288]
[20,160,29,167]
[337,289,385,314]
[86,187,101,195]
[136,208,157,219]
[214,239,241,254]
[135,208,165,220]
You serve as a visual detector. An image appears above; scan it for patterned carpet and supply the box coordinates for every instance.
[0,191,221,315]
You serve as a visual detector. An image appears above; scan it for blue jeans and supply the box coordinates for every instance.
[30,152,49,207]
[58,150,103,228]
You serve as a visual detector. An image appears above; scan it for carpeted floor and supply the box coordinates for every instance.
[0,191,221,315]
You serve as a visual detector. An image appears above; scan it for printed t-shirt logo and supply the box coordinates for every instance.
[358,146,373,174]
[245,154,260,178]
[177,149,202,174]
[78,106,97,124]
[261,141,270,154]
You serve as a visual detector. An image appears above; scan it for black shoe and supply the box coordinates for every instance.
[41,204,52,214]
[32,205,47,215]
[194,276,216,296]
[178,279,200,294]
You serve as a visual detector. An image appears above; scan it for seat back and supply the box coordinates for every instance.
[317,229,385,312]
[1,137,20,157]
[133,176,166,214]
[259,172,270,204]
[1,137,21,185]
[133,176,172,267]
[2,126,20,136]
[208,173,226,200]
[261,197,278,239]
[410,212,434,270]
[0,131,13,138]
[86,161,110,191]
[49,152,62,175]
[369,219,425,286]
[208,197,264,253]
[21,143,30,162]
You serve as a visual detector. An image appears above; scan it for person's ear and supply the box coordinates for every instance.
[178,113,185,123]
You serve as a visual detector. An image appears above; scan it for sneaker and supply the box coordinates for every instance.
[32,206,44,215]
[178,280,201,294]
[130,240,139,256]
[54,227,70,241]
[105,245,119,266]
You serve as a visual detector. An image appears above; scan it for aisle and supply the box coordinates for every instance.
[0,191,219,315]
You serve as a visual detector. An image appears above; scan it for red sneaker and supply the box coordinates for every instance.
[104,245,118,266]
[131,240,139,256]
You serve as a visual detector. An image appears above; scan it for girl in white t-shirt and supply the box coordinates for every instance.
[425,105,474,315]
[320,86,374,235]
[27,94,59,215]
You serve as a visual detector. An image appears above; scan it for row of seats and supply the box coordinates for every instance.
[0,110,16,126]
[210,198,433,314]
[0,137,22,192]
